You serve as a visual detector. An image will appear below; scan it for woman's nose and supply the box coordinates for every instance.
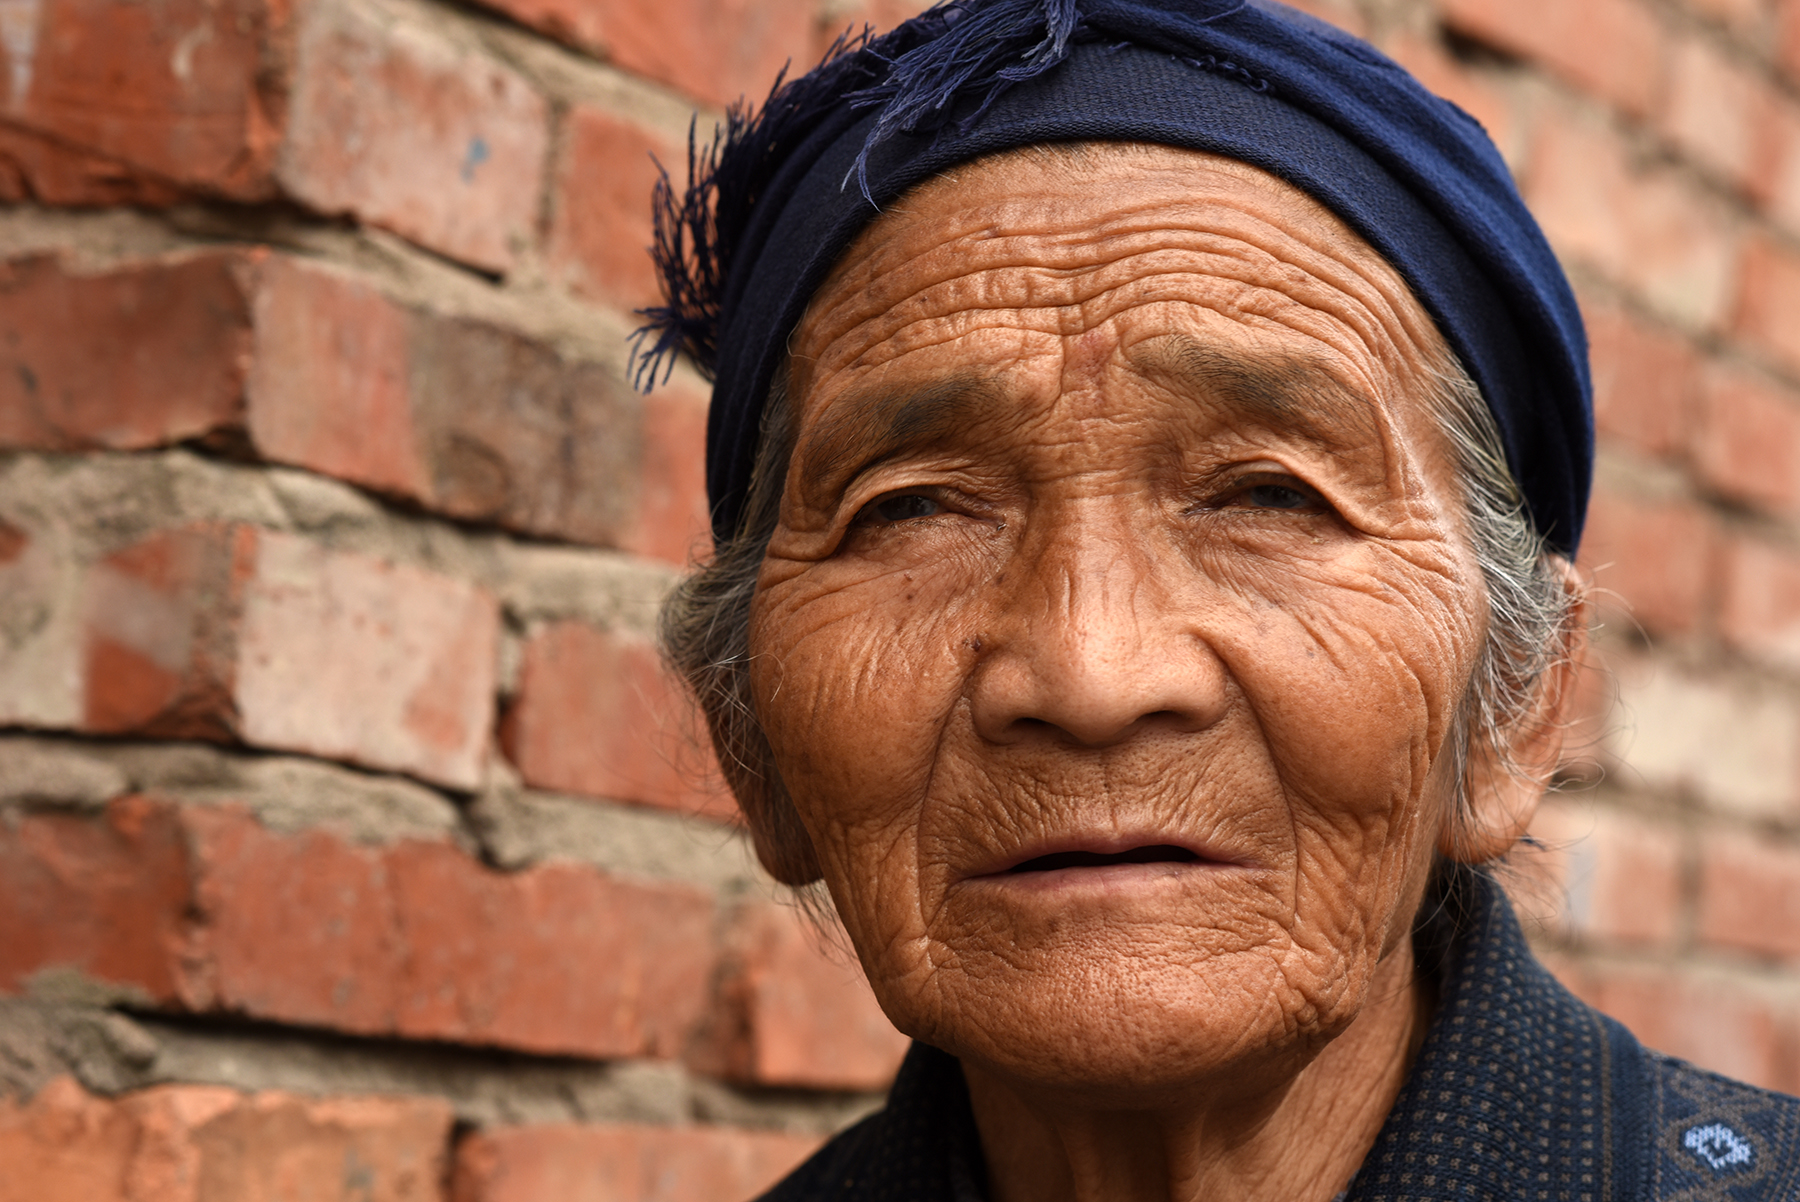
[966,532,1231,748]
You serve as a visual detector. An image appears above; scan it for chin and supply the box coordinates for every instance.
[885,937,1361,1102]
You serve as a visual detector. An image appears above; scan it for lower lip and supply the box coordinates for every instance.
[962,858,1241,895]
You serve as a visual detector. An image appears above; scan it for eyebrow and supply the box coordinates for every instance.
[1128,334,1380,445]
[791,373,1004,504]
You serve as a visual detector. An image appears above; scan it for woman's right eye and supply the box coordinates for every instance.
[862,493,942,523]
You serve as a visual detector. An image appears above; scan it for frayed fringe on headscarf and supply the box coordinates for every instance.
[629,0,1252,390]
[630,23,887,390]
[843,0,1080,197]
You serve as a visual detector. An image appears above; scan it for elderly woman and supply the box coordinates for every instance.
[635,2,1800,1198]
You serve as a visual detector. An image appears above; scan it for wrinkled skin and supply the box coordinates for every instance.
[748,146,1572,1202]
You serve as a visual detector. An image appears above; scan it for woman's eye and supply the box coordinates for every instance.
[1243,483,1317,511]
[1208,478,1326,513]
[865,493,942,523]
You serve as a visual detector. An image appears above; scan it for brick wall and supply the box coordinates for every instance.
[1,0,1798,1196]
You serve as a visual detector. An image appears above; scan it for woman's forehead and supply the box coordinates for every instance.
[789,144,1447,432]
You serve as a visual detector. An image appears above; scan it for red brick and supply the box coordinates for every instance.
[1385,35,1516,163]
[1522,802,1685,947]
[1583,301,1700,458]
[2,0,284,200]
[1719,535,1800,670]
[0,796,197,1004]
[1524,113,1737,331]
[1698,829,1800,960]
[278,0,549,274]
[1560,963,1788,1089]
[694,903,908,1091]
[1782,0,1800,81]
[0,1076,452,1202]
[1660,33,1771,191]
[1577,489,1717,637]
[246,258,424,499]
[80,524,499,789]
[1751,95,1800,237]
[502,621,732,822]
[623,383,713,566]
[1687,0,1768,29]
[385,840,714,1058]
[247,258,643,548]
[0,122,185,206]
[1440,0,1668,119]
[1692,363,1800,514]
[0,798,719,1057]
[1734,232,1800,375]
[451,1123,819,1202]
[546,105,675,313]
[468,0,814,110]
[0,253,254,452]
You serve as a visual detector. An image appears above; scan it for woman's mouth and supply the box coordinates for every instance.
[1007,844,1202,873]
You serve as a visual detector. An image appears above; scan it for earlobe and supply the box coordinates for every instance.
[1441,560,1591,865]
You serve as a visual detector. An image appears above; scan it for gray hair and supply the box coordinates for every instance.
[661,358,1579,886]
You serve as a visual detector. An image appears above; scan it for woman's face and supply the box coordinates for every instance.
[750,146,1486,1098]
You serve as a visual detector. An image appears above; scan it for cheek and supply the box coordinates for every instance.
[1210,540,1479,872]
[748,564,981,873]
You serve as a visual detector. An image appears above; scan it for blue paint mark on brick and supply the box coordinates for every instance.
[461,137,491,183]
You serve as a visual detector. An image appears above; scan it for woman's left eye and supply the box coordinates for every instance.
[1209,478,1327,514]
[862,493,942,523]
[1243,483,1317,510]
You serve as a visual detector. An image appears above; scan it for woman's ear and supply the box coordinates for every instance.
[1441,558,1592,864]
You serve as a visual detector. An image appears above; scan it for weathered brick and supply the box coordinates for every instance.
[1584,301,1700,459]
[1692,364,1800,514]
[1698,829,1800,961]
[1440,0,1668,119]
[247,258,643,548]
[0,1076,452,1202]
[246,258,422,499]
[1734,232,1800,376]
[623,383,712,566]
[0,798,719,1058]
[385,839,714,1058]
[1660,32,1770,190]
[80,524,499,789]
[1719,535,1800,671]
[1560,964,1788,1090]
[451,1123,819,1202]
[0,795,197,1004]
[502,621,733,822]
[277,0,549,273]
[1752,95,1800,238]
[546,104,676,313]
[468,0,814,110]
[694,903,909,1091]
[1613,661,1800,818]
[1687,0,1768,30]
[0,253,254,453]
[0,123,184,206]
[1524,112,1738,331]
[1523,801,1685,947]
[1578,489,1717,637]
[0,0,284,200]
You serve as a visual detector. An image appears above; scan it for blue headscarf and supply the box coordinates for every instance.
[634,0,1593,554]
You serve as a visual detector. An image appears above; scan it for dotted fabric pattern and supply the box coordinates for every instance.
[755,872,1800,1201]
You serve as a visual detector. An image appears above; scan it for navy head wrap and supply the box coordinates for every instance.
[634,0,1593,554]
